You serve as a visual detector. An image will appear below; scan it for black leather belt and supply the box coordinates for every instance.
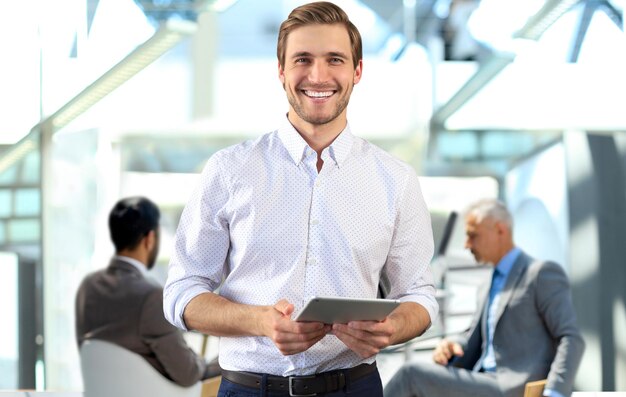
[222,362,377,396]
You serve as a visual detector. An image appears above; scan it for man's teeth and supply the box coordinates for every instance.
[304,90,333,98]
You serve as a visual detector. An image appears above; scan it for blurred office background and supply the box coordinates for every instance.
[0,0,625,392]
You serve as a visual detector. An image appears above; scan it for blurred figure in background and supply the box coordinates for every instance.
[384,198,584,397]
[75,196,218,387]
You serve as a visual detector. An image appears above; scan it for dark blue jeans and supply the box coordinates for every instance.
[217,368,383,397]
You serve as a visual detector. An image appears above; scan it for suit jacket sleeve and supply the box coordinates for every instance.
[139,287,208,387]
[536,261,585,396]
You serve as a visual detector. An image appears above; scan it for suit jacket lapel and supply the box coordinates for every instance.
[493,251,529,325]
[479,273,491,342]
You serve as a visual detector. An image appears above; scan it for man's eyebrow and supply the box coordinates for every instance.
[290,51,349,59]
[328,51,349,58]
[291,51,313,58]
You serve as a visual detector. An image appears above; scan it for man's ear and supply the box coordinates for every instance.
[353,59,363,85]
[144,230,156,250]
[495,221,509,237]
[278,60,285,85]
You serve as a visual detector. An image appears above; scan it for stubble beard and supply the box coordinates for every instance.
[287,83,352,126]
[146,243,159,270]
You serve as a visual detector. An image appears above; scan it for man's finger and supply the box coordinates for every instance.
[333,329,378,358]
[451,343,464,357]
[274,299,294,317]
[277,333,327,355]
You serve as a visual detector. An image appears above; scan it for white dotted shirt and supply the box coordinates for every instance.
[164,119,437,376]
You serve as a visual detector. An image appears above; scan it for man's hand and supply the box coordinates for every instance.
[264,299,331,356]
[331,302,432,358]
[331,319,395,359]
[432,338,464,365]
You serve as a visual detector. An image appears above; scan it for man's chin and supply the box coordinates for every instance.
[295,111,339,126]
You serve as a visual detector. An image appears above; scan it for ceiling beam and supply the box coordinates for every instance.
[431,51,516,128]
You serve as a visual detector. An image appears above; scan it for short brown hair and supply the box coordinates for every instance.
[277,1,363,70]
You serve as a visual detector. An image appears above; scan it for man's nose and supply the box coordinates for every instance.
[309,61,330,83]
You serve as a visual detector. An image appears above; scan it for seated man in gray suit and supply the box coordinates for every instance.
[75,196,218,386]
[384,198,584,397]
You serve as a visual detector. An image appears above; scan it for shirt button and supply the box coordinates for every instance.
[308,258,317,265]
[310,219,319,225]
[315,180,321,187]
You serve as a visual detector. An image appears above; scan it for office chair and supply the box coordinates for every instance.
[524,379,547,397]
[80,339,202,397]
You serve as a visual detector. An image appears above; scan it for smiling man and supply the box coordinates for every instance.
[164,2,437,396]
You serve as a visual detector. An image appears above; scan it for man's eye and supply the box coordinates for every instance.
[295,58,308,64]
[330,58,343,64]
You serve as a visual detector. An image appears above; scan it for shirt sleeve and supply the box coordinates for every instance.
[163,153,231,330]
[382,168,438,325]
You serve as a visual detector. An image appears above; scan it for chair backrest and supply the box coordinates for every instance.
[524,379,547,397]
[80,339,201,397]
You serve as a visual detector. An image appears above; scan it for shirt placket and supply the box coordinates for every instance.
[302,148,323,299]
[299,148,325,369]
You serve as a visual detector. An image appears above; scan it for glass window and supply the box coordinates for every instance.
[15,189,40,217]
[21,151,40,184]
[437,131,479,158]
[483,132,534,157]
[0,189,12,218]
[8,219,40,243]
[0,165,18,186]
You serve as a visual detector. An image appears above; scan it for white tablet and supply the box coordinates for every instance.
[294,296,401,324]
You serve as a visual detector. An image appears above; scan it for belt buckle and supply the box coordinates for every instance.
[288,375,317,397]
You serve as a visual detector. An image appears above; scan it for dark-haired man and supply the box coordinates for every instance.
[75,196,215,387]
[164,2,436,396]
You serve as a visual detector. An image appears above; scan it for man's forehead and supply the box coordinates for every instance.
[465,213,479,225]
[466,214,491,230]
[285,24,351,53]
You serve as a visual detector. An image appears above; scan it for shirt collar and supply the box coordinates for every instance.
[330,124,354,167]
[495,247,521,278]
[114,255,148,276]
[277,115,354,167]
